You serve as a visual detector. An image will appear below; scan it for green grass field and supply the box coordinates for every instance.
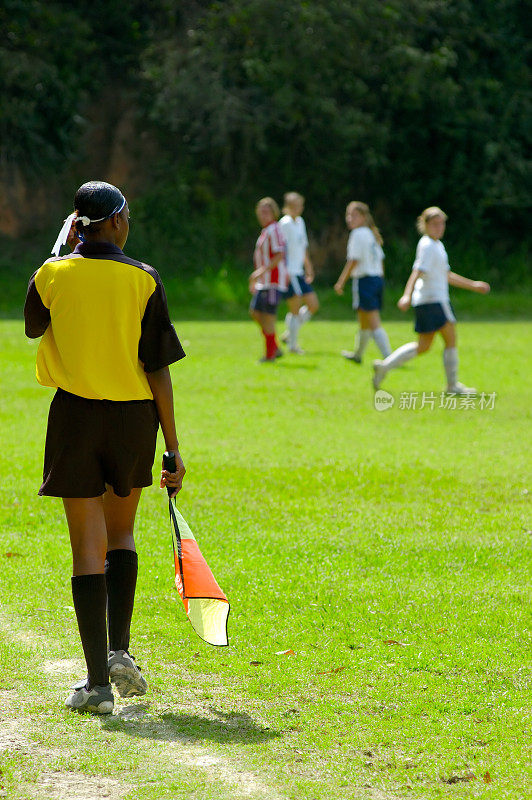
[0,317,531,800]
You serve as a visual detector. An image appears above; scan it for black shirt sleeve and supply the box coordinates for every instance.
[139,269,185,372]
[24,270,51,338]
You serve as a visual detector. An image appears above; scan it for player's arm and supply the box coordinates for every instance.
[334,260,357,295]
[24,271,51,338]
[146,366,185,498]
[448,272,490,293]
[251,252,282,279]
[397,268,422,311]
[249,252,283,290]
[304,251,314,283]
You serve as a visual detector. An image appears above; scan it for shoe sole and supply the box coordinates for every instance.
[342,354,361,363]
[66,699,114,714]
[88,700,114,714]
[110,664,147,698]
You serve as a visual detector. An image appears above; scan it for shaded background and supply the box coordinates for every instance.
[1,0,530,306]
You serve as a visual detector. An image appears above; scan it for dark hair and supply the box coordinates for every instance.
[74,181,126,232]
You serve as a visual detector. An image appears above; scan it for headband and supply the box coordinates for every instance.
[50,195,126,257]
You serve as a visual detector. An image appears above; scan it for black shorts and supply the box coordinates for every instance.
[249,288,284,315]
[414,301,456,333]
[39,389,159,498]
[352,275,384,311]
[286,275,314,298]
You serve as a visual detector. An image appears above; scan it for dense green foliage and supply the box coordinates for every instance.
[1,0,529,282]
[143,0,530,237]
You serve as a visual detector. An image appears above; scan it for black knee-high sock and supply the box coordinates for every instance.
[71,574,109,688]
[105,549,138,653]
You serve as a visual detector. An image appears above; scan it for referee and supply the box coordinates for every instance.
[24,181,186,713]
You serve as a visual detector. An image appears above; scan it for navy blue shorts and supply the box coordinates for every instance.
[286,274,314,298]
[414,301,456,333]
[250,288,284,315]
[352,275,384,311]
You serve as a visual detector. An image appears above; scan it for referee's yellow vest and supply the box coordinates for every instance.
[34,255,157,401]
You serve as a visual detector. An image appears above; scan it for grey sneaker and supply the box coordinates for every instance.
[372,360,387,390]
[447,382,477,395]
[65,679,114,714]
[108,650,148,698]
[341,350,362,363]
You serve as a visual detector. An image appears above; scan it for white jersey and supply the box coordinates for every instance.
[279,214,308,276]
[411,236,450,306]
[347,226,384,278]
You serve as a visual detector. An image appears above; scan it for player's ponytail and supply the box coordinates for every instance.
[73,181,126,233]
[50,181,127,256]
[347,201,383,246]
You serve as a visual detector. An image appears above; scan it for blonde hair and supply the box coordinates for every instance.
[256,197,280,220]
[283,191,304,214]
[417,206,448,235]
[346,201,383,246]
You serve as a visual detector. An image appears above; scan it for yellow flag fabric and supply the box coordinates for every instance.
[169,501,229,646]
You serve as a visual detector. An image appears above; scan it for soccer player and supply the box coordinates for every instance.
[372,207,490,393]
[334,201,391,363]
[279,192,319,354]
[249,197,288,362]
[24,181,186,714]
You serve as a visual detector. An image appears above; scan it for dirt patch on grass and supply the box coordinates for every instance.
[0,712,24,754]
[105,708,285,799]
[36,772,129,800]
[42,659,80,676]
[0,691,131,800]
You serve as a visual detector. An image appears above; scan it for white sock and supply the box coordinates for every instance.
[285,312,293,329]
[298,305,312,324]
[443,347,458,388]
[372,327,391,358]
[288,313,300,348]
[381,341,418,373]
[355,329,372,358]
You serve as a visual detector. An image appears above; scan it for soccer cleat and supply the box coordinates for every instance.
[274,348,284,358]
[258,355,276,363]
[447,382,477,395]
[341,350,362,363]
[280,330,289,344]
[108,650,148,698]
[65,680,114,714]
[372,360,387,390]
[289,345,305,355]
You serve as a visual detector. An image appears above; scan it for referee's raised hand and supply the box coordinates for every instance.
[66,218,81,251]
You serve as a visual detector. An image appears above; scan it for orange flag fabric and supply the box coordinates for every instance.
[168,499,230,646]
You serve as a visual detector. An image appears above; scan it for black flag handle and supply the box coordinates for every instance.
[163,451,177,498]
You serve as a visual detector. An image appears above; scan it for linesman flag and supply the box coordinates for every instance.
[163,452,230,646]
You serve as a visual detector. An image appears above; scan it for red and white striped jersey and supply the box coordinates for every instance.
[253,222,287,290]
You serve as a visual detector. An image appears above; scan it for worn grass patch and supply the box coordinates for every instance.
[0,318,531,799]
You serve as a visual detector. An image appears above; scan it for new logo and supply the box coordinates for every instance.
[374,390,394,411]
